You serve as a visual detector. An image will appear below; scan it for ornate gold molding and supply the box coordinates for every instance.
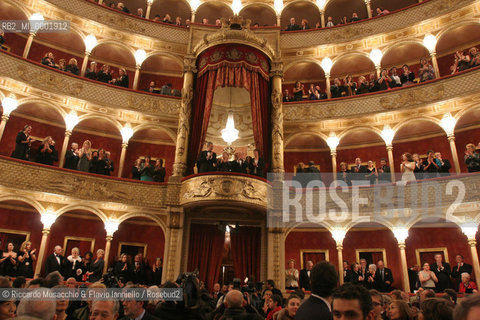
[179,175,269,208]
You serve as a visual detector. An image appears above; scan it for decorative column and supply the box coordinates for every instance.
[81,35,97,77]
[118,125,134,178]
[270,59,285,178]
[23,32,36,59]
[23,13,44,59]
[274,0,283,27]
[393,228,410,292]
[364,0,372,18]
[145,0,154,19]
[320,11,325,28]
[172,56,196,179]
[163,209,184,282]
[321,58,333,99]
[381,125,396,182]
[370,49,383,78]
[103,220,119,273]
[34,210,57,277]
[332,229,346,285]
[423,34,440,78]
[0,95,18,143]
[461,226,480,284]
[327,135,340,179]
[133,66,141,90]
[59,131,72,168]
[439,113,460,174]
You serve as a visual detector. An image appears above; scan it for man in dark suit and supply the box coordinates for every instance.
[299,260,313,291]
[435,152,452,176]
[306,161,322,184]
[377,158,391,183]
[44,245,66,276]
[197,142,217,173]
[121,285,159,320]
[132,254,148,285]
[230,153,247,174]
[351,157,368,181]
[432,253,451,292]
[408,264,420,293]
[374,260,393,292]
[450,254,471,291]
[286,17,300,31]
[64,142,79,170]
[296,261,338,320]
[251,149,265,177]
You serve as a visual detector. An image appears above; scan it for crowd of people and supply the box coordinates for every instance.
[1,259,480,320]
[196,142,266,178]
[131,156,166,182]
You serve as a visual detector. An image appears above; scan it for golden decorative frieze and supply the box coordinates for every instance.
[180,175,269,208]
[41,0,190,45]
[0,157,167,208]
[0,53,180,118]
[283,68,480,122]
[280,0,475,49]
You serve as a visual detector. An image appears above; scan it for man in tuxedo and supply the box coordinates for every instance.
[286,17,300,31]
[435,152,452,176]
[45,245,66,276]
[64,142,79,170]
[422,150,440,178]
[104,151,114,176]
[451,254,472,291]
[408,264,420,293]
[374,260,393,292]
[251,149,265,177]
[432,253,451,292]
[351,157,367,181]
[230,153,247,174]
[296,262,338,320]
[299,260,313,291]
[121,285,159,320]
[197,142,217,173]
[132,254,148,285]
[377,158,391,183]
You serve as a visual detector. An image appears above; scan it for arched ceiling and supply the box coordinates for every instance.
[381,43,429,68]
[281,1,321,28]
[150,0,191,21]
[0,1,27,20]
[325,0,367,23]
[14,102,64,125]
[36,31,85,54]
[437,24,480,54]
[131,127,175,144]
[285,62,325,82]
[286,133,328,149]
[239,4,277,26]
[90,43,135,68]
[196,2,234,24]
[142,55,183,74]
[331,55,374,77]
[75,118,121,138]
[456,108,480,130]
[340,129,382,146]
[394,120,443,141]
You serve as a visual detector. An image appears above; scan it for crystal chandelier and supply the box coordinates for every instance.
[221,87,239,146]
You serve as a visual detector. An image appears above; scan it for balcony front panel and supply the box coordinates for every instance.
[0,52,181,118]
[0,156,168,208]
[283,68,480,123]
[280,0,475,49]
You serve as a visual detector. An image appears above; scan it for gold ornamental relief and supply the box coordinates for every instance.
[16,65,84,96]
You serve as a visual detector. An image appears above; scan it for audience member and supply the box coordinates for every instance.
[16,288,56,320]
[65,58,79,75]
[91,300,120,320]
[374,260,393,292]
[140,156,154,181]
[400,64,416,86]
[388,299,412,320]
[464,143,480,172]
[432,253,451,292]
[458,272,478,293]
[451,254,472,290]
[286,17,300,31]
[197,142,217,173]
[12,125,33,160]
[420,297,453,320]
[45,245,65,276]
[418,58,435,82]
[454,294,480,320]
[332,283,373,320]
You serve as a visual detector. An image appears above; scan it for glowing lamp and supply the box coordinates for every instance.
[393,228,409,244]
[331,229,346,245]
[232,0,242,15]
[440,113,456,137]
[105,220,120,237]
[84,34,97,54]
[134,49,147,67]
[64,111,79,132]
[317,0,327,10]
[369,48,383,67]
[461,224,477,240]
[41,209,57,229]
[274,0,283,15]
[381,125,395,146]
[190,0,201,11]
[221,112,239,145]
[423,34,437,53]
[121,124,134,144]
[1,96,19,116]
[326,135,340,151]
[147,0,155,4]
[321,57,333,76]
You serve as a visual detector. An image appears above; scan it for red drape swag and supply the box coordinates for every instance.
[187,224,225,291]
[230,226,261,282]
[187,45,271,174]
[303,252,326,268]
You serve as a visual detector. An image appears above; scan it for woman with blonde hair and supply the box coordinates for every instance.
[465,143,480,172]
[77,140,92,172]
[17,241,36,278]
[285,259,299,289]
[86,249,104,282]
[36,136,56,165]
[67,247,82,279]
[388,300,413,320]
[400,152,416,182]
[66,58,79,75]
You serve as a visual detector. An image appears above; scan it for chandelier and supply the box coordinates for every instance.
[221,87,239,145]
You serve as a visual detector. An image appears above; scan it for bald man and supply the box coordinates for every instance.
[17,288,57,320]
[221,290,263,320]
[45,245,66,276]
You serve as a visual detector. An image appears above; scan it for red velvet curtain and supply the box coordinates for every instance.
[303,252,326,267]
[371,252,384,265]
[230,227,261,282]
[187,224,225,291]
[187,45,271,174]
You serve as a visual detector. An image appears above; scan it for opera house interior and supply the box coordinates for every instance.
[0,0,480,319]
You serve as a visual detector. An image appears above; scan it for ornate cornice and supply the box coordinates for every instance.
[0,52,181,118]
[180,174,269,209]
[0,157,168,209]
[283,68,480,123]
[280,0,476,49]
